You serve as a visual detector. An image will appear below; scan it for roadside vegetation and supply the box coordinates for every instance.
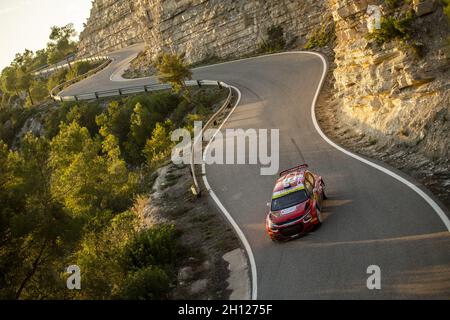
[384,0,412,9]
[259,25,287,53]
[304,23,335,50]
[445,0,450,20]
[364,1,450,60]
[365,1,450,57]
[126,24,290,78]
[0,51,228,299]
[47,60,103,93]
[366,8,416,45]
[444,0,450,54]
[0,23,102,108]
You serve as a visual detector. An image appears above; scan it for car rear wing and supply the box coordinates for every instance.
[279,164,309,177]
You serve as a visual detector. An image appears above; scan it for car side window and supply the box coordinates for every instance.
[306,173,315,187]
[304,173,314,196]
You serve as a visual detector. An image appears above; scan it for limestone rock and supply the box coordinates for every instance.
[78,0,330,63]
[178,267,194,282]
[329,0,449,161]
[189,279,208,295]
[413,0,436,17]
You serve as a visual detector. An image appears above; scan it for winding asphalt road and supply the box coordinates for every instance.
[61,44,450,300]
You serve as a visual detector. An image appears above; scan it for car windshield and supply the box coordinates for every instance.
[271,190,308,212]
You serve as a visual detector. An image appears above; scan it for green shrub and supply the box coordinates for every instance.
[66,61,101,81]
[444,0,450,22]
[43,102,74,139]
[123,224,178,271]
[29,80,49,104]
[304,24,334,49]
[47,68,68,92]
[384,0,407,8]
[172,99,194,126]
[143,120,175,169]
[366,10,415,45]
[0,104,35,146]
[120,266,170,300]
[66,101,104,136]
[155,52,192,95]
[260,25,286,53]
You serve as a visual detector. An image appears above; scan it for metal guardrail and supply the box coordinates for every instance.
[52,79,227,102]
[31,53,76,74]
[51,76,232,197]
[33,55,109,76]
[190,86,233,197]
[50,58,112,100]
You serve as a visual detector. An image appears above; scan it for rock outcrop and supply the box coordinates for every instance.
[78,0,329,62]
[134,0,328,62]
[78,0,144,57]
[330,0,449,160]
[78,0,449,162]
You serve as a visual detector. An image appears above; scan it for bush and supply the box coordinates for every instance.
[66,61,101,81]
[66,102,104,136]
[155,53,192,94]
[260,25,286,53]
[366,10,415,45]
[123,224,178,271]
[29,80,49,104]
[171,99,194,126]
[143,120,174,168]
[47,68,68,92]
[444,0,450,22]
[384,0,407,8]
[120,266,170,300]
[0,104,36,146]
[43,102,74,139]
[304,24,335,49]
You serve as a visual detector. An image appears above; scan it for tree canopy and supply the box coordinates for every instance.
[155,52,192,95]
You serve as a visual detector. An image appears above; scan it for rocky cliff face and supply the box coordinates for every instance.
[79,0,329,62]
[134,0,328,62]
[78,0,144,57]
[329,0,449,160]
[78,0,449,162]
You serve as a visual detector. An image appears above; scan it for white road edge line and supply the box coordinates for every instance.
[199,51,450,302]
[200,87,260,300]
[307,51,450,232]
[107,49,449,301]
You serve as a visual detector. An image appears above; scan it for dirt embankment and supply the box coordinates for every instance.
[140,162,243,299]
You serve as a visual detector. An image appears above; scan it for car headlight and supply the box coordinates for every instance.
[267,215,275,229]
[302,206,312,222]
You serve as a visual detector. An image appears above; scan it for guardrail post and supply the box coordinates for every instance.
[144,86,148,93]
[197,80,202,88]
[94,92,99,99]
[217,81,222,89]
[118,89,122,95]
[74,95,78,101]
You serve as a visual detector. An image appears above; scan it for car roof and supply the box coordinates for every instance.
[272,170,307,199]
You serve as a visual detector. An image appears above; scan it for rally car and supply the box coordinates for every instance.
[265,164,326,242]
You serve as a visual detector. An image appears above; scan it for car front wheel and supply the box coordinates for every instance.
[316,206,323,225]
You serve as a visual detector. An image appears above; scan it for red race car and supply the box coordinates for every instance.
[265,164,326,242]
